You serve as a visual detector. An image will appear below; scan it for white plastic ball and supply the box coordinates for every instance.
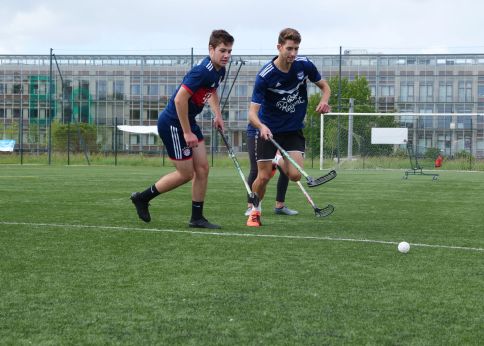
[398,241,410,253]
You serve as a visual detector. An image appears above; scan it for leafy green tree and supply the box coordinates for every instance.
[52,121,98,152]
[304,76,396,158]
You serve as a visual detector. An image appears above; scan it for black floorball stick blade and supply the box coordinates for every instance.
[314,204,335,217]
[307,170,337,187]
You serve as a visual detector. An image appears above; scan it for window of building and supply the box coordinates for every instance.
[439,82,453,102]
[400,82,414,101]
[62,80,72,101]
[437,116,451,129]
[478,85,484,97]
[0,83,5,94]
[458,81,472,102]
[234,85,247,97]
[437,104,453,113]
[478,114,484,125]
[80,80,89,100]
[457,115,472,129]
[130,109,140,120]
[148,109,158,120]
[147,134,156,145]
[131,84,140,95]
[419,82,433,102]
[147,84,159,96]
[114,80,124,100]
[234,110,247,120]
[130,134,139,144]
[13,84,22,94]
[418,115,434,129]
[379,85,394,96]
[166,84,177,96]
[97,80,107,100]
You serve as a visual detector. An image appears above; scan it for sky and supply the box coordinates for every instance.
[1,0,483,56]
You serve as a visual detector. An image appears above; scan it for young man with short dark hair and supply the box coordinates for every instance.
[131,29,234,229]
[247,28,331,227]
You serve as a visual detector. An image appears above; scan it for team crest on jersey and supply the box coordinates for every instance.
[182,147,191,157]
[297,71,304,80]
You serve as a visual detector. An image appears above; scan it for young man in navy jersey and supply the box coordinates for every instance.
[131,30,233,229]
[247,28,331,227]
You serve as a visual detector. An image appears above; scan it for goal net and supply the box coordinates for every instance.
[319,112,484,170]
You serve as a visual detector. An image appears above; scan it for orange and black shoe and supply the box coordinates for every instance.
[246,210,262,227]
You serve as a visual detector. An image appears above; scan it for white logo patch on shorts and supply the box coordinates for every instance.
[183,147,191,157]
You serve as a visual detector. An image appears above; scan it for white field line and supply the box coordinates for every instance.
[1,221,483,253]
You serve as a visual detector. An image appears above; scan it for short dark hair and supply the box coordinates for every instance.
[209,30,234,48]
[278,28,301,44]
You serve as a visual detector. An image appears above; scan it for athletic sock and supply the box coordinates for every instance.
[139,184,160,202]
[192,201,204,220]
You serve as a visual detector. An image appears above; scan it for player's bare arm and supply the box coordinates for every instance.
[314,79,331,114]
[248,102,272,140]
[174,87,198,148]
[208,92,224,131]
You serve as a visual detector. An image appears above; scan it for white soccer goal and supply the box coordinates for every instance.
[319,112,484,170]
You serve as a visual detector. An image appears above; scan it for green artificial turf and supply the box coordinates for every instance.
[1,165,483,345]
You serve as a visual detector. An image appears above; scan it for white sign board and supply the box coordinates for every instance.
[371,128,408,144]
[0,139,16,152]
[117,125,158,135]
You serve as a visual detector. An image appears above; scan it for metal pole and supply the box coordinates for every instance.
[67,122,70,165]
[191,47,194,67]
[337,46,342,164]
[310,114,314,168]
[48,48,53,165]
[320,115,324,170]
[19,111,23,165]
[53,54,67,164]
[114,117,118,166]
[348,98,354,160]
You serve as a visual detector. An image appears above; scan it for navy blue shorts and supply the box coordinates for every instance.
[157,116,203,160]
[255,130,305,161]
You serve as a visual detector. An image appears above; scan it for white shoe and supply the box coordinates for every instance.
[274,206,299,216]
[245,206,262,216]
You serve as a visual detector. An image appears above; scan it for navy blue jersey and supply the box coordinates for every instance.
[161,56,225,125]
[247,123,258,138]
[251,56,321,134]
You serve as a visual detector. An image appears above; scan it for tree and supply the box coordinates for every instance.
[304,76,396,158]
[52,121,98,152]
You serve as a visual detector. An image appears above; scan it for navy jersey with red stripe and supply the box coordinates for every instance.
[161,56,225,125]
[251,56,321,134]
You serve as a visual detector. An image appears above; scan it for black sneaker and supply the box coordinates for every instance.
[130,192,151,223]
[189,217,221,229]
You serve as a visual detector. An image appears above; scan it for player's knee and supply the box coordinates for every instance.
[288,172,301,182]
[194,162,209,178]
[257,173,271,185]
[178,168,194,182]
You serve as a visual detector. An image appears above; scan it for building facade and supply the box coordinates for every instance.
[1,53,484,157]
